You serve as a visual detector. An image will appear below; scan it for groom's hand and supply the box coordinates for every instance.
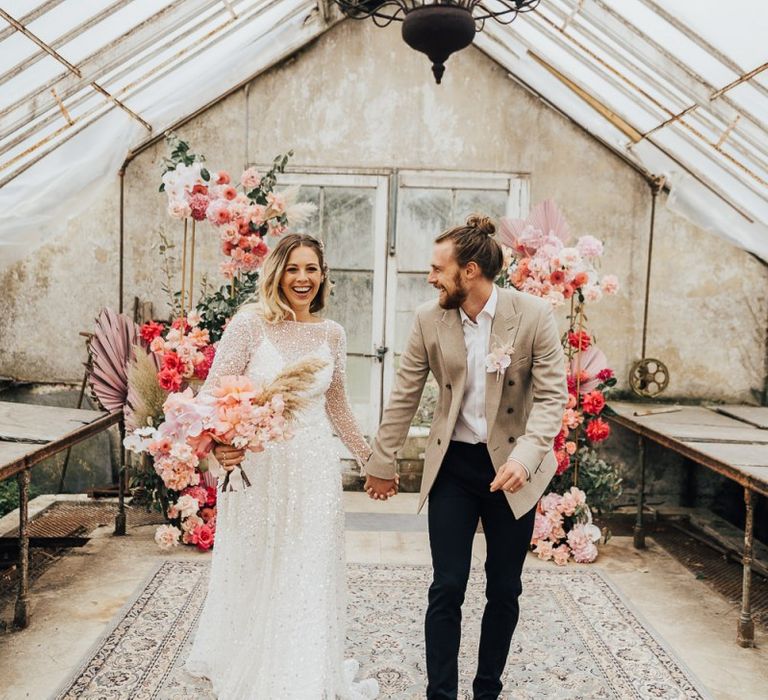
[364,474,399,501]
[490,459,529,494]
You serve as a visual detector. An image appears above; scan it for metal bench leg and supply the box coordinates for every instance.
[633,435,646,549]
[737,487,755,647]
[115,420,127,536]
[13,469,30,629]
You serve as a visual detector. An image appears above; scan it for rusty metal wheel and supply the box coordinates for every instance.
[629,357,669,397]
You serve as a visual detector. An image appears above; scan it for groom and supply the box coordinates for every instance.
[364,215,568,699]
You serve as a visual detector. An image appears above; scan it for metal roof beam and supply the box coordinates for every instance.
[0,0,67,42]
[568,0,768,142]
[516,13,768,198]
[0,0,134,87]
[0,3,248,157]
[636,0,768,103]
[0,0,321,187]
[541,2,768,175]
[0,9,151,132]
[0,0,220,132]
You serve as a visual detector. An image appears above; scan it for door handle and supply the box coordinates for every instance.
[363,345,389,363]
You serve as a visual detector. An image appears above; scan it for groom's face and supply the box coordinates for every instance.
[428,240,468,310]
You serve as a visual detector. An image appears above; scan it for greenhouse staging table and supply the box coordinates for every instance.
[607,401,768,647]
[0,401,121,629]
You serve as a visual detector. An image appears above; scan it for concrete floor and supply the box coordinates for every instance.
[1,493,766,700]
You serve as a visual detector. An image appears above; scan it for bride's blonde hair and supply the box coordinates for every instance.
[251,233,330,323]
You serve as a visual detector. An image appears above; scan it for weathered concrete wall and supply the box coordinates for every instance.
[2,19,767,408]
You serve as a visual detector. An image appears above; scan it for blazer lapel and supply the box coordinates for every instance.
[485,290,522,430]
[436,309,467,400]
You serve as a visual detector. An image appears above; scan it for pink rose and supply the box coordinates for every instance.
[207,199,232,225]
[187,193,209,221]
[576,235,604,258]
[533,540,554,561]
[552,544,571,566]
[220,185,238,201]
[601,274,620,295]
[532,511,553,541]
[540,492,562,514]
[192,523,215,551]
[154,524,181,550]
[158,367,183,392]
[215,170,231,185]
[241,167,261,190]
[168,200,191,219]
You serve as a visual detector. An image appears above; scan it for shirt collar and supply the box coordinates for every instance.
[459,285,498,326]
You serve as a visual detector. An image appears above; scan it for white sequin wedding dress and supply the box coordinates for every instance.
[183,307,378,700]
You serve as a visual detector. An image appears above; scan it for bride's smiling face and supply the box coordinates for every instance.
[279,245,324,312]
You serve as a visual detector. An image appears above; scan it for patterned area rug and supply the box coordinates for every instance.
[54,561,709,699]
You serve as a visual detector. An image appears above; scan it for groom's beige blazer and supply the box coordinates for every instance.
[366,286,568,518]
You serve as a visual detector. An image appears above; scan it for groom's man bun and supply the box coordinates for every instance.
[435,213,504,280]
[465,214,496,237]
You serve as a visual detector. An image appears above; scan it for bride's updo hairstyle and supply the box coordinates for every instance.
[434,213,504,281]
[257,233,330,323]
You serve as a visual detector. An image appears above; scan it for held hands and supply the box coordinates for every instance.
[364,474,400,501]
[212,444,246,472]
[489,459,529,494]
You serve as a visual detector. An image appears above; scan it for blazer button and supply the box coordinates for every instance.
[508,380,515,386]
[507,407,514,414]
[508,436,515,443]
[437,438,442,446]
[445,383,451,390]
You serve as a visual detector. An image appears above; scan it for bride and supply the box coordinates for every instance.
[183,233,391,699]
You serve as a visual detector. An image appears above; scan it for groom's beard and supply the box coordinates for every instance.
[438,272,468,310]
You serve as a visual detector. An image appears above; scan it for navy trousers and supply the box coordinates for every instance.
[425,440,536,700]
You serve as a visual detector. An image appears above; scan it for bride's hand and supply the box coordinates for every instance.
[213,444,246,472]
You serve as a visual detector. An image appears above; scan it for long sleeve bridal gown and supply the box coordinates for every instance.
[183,307,378,700]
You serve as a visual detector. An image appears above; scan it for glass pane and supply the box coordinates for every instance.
[397,188,451,272]
[295,186,321,237]
[455,190,508,223]
[320,187,375,271]
[394,272,436,355]
[324,270,373,355]
[346,355,373,421]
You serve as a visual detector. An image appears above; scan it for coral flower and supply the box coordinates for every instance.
[221,185,238,201]
[572,271,589,288]
[568,330,592,351]
[581,390,606,415]
[140,321,165,343]
[585,418,611,443]
[158,367,183,392]
[549,269,565,286]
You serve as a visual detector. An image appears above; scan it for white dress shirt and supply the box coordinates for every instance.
[451,286,530,480]
[452,285,498,444]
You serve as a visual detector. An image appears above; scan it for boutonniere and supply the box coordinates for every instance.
[485,338,515,381]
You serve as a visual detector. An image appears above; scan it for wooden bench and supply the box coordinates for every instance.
[607,401,768,647]
[0,401,122,629]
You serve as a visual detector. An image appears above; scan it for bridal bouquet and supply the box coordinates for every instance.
[125,355,327,549]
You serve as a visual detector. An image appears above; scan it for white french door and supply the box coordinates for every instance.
[383,170,530,406]
[279,168,530,440]
[278,172,390,436]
